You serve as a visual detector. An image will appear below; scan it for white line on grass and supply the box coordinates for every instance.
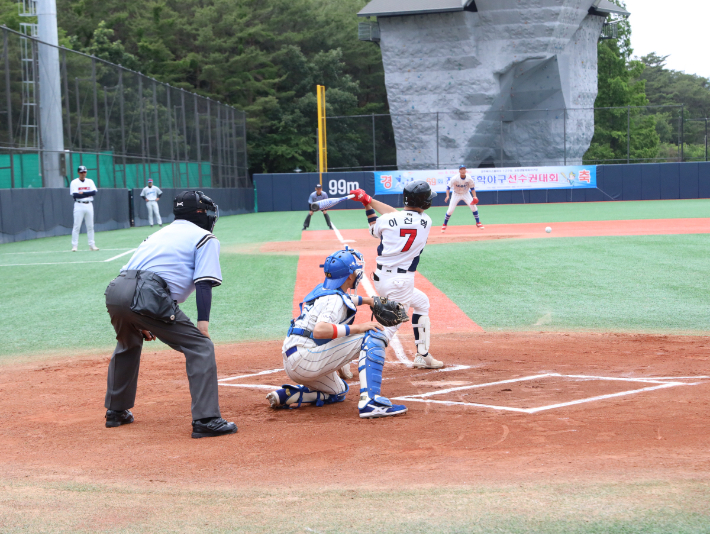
[330,221,410,365]
[1,248,133,255]
[0,248,136,267]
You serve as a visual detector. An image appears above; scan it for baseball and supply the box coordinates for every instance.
[545,227,552,233]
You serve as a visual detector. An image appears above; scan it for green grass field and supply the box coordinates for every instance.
[1,199,709,359]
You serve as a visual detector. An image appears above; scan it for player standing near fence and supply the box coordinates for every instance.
[70,165,99,251]
[442,165,484,232]
[140,179,163,227]
[350,182,445,369]
[302,184,333,230]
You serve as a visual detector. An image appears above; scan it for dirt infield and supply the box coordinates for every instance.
[0,332,708,490]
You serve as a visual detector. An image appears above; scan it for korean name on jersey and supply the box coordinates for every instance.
[370,210,431,271]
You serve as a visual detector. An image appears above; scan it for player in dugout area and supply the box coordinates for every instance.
[302,184,333,231]
[140,179,163,227]
[69,165,99,251]
[442,165,484,231]
[102,191,237,439]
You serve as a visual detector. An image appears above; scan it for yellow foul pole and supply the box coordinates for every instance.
[316,85,327,186]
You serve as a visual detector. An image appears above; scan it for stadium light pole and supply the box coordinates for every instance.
[36,0,65,187]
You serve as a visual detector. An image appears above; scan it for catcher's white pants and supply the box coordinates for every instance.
[447,192,477,217]
[373,270,430,341]
[282,334,365,395]
[146,200,162,226]
[71,202,95,247]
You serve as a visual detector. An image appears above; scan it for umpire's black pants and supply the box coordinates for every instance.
[104,271,221,421]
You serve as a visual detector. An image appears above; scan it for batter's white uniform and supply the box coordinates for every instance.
[370,209,431,341]
[446,173,476,216]
[282,292,364,395]
[69,177,97,248]
[140,185,163,226]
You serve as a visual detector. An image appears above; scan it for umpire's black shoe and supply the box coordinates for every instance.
[105,409,134,428]
[191,417,237,439]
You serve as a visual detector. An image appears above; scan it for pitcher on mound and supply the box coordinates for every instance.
[350,182,444,369]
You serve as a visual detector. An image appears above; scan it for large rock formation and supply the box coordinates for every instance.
[362,0,614,169]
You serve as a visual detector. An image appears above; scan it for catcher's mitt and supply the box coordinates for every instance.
[370,297,409,327]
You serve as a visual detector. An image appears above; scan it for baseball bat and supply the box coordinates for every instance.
[310,194,355,211]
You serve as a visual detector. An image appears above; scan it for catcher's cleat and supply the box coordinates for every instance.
[338,363,353,380]
[105,409,134,428]
[90,245,100,251]
[476,223,485,229]
[266,388,290,408]
[412,353,444,369]
[191,417,237,438]
[71,246,78,252]
[358,396,407,419]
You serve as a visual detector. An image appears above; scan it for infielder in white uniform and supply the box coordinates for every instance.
[267,247,408,418]
[69,165,99,251]
[350,182,445,369]
[140,179,163,226]
[442,165,484,232]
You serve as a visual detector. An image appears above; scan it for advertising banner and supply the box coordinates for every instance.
[374,165,597,195]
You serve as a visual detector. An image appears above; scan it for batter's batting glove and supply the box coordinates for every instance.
[471,197,479,205]
[350,188,372,207]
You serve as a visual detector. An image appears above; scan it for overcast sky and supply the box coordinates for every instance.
[624,0,709,79]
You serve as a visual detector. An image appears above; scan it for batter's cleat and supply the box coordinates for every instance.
[359,396,407,419]
[71,246,77,252]
[412,353,444,369]
[191,417,237,438]
[338,363,353,380]
[476,223,485,229]
[90,245,100,251]
[105,409,134,428]
[441,226,447,232]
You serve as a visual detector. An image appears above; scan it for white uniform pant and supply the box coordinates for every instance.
[146,200,162,226]
[447,192,476,217]
[283,334,365,395]
[373,270,430,341]
[71,202,95,247]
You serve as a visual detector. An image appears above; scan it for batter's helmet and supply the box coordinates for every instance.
[321,246,364,290]
[403,180,437,210]
[173,191,219,232]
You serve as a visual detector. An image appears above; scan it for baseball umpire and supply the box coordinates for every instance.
[302,184,333,230]
[103,191,237,439]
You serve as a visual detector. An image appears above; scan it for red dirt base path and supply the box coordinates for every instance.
[0,333,708,489]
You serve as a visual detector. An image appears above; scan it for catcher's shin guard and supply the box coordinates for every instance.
[357,330,389,406]
[267,383,346,409]
[412,314,431,356]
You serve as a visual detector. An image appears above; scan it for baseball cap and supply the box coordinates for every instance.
[148,179,153,183]
[78,165,87,173]
[315,184,322,189]
[459,165,466,169]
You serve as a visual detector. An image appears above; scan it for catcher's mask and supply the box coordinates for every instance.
[403,180,437,210]
[320,246,364,291]
[173,190,219,232]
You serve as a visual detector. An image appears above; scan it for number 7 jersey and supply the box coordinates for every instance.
[370,209,432,271]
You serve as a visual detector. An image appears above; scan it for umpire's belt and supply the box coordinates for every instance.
[376,263,407,274]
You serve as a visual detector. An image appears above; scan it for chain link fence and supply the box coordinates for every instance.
[326,104,706,171]
[0,26,249,189]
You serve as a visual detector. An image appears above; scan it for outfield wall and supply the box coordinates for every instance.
[253,163,710,211]
[0,187,254,244]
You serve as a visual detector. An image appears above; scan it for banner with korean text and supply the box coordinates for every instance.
[374,166,597,195]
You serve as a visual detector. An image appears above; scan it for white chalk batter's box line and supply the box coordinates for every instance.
[218,369,708,413]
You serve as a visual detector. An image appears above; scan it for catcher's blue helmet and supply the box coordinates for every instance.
[321,247,364,290]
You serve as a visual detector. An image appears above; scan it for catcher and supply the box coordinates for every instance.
[266,247,409,419]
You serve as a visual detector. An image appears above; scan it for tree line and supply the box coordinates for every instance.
[1,0,709,173]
